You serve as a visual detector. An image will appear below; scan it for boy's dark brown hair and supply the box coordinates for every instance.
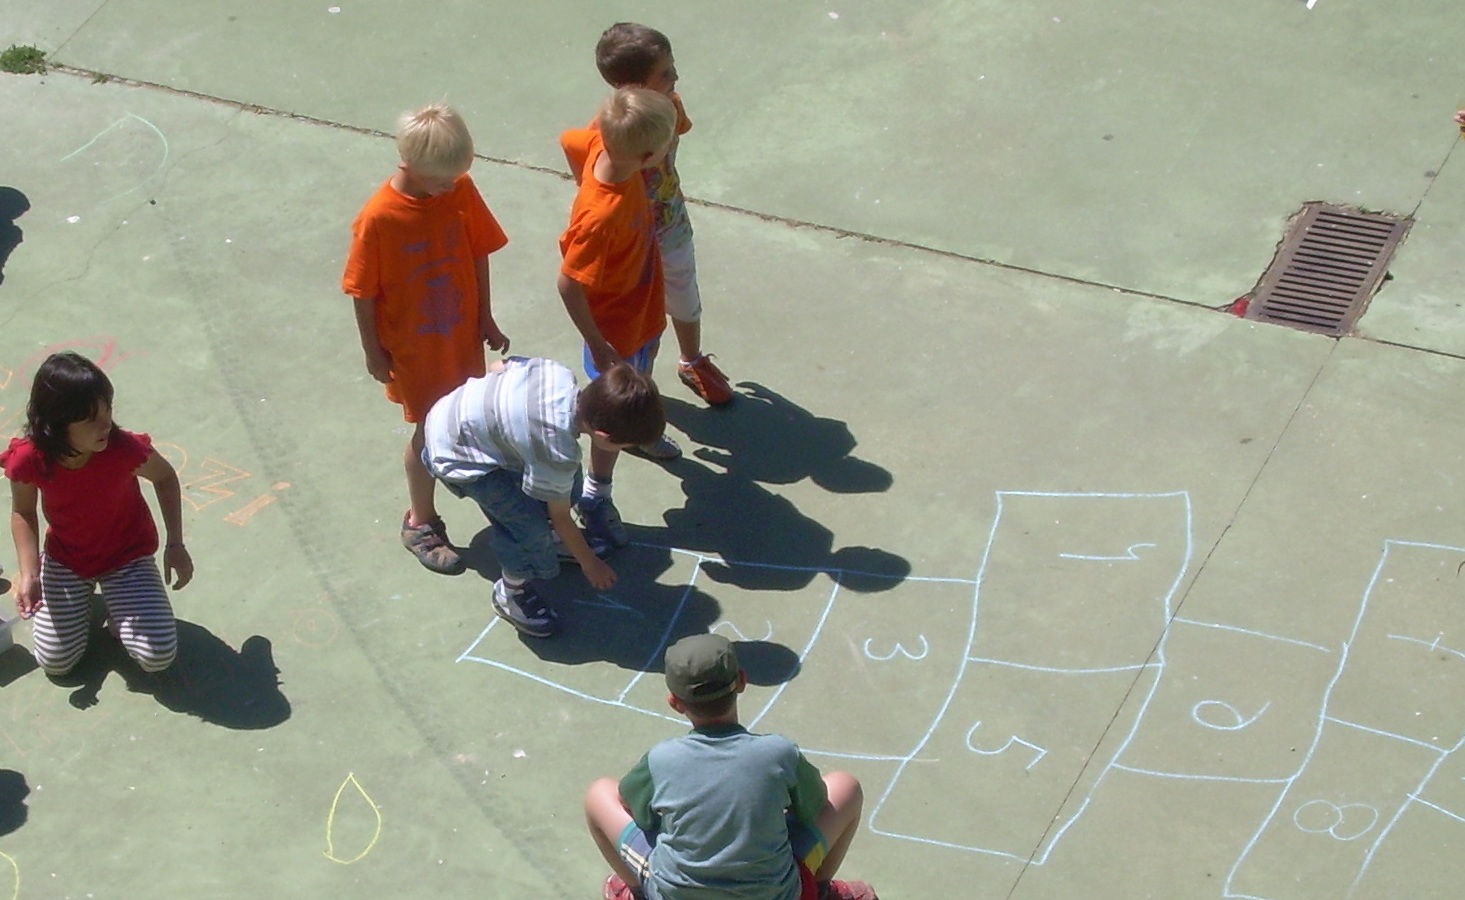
[595,22,672,87]
[578,363,666,446]
[679,692,737,719]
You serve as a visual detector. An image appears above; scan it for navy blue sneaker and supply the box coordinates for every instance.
[492,580,560,637]
[576,495,629,548]
[552,528,613,562]
[625,434,682,462]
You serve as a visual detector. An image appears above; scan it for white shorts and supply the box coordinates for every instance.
[660,234,702,324]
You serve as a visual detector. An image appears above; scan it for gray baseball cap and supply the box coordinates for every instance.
[664,634,740,702]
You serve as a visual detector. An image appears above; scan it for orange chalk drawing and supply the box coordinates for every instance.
[224,493,276,526]
[1,682,115,759]
[155,443,251,512]
[291,607,341,649]
[1,340,291,532]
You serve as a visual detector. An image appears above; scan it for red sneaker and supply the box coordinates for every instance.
[604,874,646,900]
[677,354,734,406]
[817,880,878,900]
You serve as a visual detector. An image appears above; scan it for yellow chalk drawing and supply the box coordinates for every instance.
[1,849,17,900]
[323,772,382,864]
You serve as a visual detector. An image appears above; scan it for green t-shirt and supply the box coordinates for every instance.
[620,723,827,900]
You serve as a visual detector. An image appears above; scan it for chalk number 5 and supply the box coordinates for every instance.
[966,722,1048,770]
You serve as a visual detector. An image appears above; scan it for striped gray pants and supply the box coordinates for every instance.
[33,554,178,676]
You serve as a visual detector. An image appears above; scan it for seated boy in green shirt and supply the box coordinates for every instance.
[585,634,878,900]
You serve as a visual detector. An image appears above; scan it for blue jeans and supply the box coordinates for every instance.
[449,468,581,582]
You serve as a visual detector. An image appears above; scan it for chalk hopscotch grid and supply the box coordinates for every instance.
[866,490,1193,862]
[457,491,1196,860]
[1220,539,1465,900]
[453,498,1465,894]
[455,544,956,729]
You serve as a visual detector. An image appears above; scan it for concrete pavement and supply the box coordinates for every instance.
[2,2,1464,897]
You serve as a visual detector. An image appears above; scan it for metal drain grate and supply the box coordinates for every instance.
[1246,203,1411,336]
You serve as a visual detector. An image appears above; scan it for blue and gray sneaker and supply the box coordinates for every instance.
[576,495,630,548]
[492,580,560,638]
[626,434,682,462]
[552,528,614,562]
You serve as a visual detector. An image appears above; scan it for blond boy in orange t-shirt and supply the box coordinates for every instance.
[557,87,678,552]
[343,103,510,575]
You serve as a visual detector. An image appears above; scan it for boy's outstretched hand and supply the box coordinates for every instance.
[583,557,617,592]
[1455,110,1465,128]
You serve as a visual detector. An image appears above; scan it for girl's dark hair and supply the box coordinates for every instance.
[25,351,117,465]
[595,22,672,86]
[578,363,665,446]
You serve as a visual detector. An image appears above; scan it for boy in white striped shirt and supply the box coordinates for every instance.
[423,357,666,636]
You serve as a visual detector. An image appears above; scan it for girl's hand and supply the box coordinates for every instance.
[164,544,194,590]
[15,572,41,619]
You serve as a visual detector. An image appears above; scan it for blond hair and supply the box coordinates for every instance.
[597,88,677,159]
[396,103,474,177]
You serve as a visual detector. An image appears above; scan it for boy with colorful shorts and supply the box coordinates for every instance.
[594,22,734,406]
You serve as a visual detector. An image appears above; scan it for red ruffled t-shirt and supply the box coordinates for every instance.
[1,430,158,578]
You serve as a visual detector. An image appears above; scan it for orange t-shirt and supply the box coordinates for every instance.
[342,174,508,421]
[558,129,665,358]
[566,97,693,239]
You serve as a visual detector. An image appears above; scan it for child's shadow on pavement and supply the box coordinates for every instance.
[668,383,894,493]
[463,536,731,672]
[0,769,27,836]
[462,528,802,689]
[53,618,291,729]
[652,385,910,593]
[0,186,28,287]
[529,544,801,687]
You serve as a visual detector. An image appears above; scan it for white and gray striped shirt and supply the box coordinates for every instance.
[423,357,581,502]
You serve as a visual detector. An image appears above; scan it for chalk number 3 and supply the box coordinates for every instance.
[863,635,930,661]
